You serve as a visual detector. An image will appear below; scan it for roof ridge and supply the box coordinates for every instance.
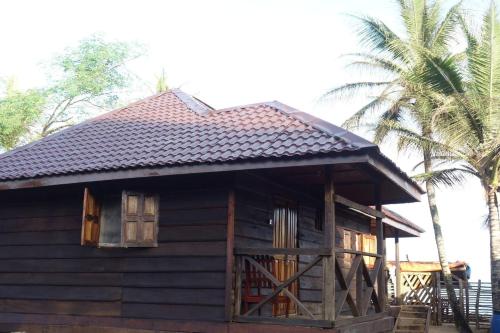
[170,88,214,115]
[214,102,269,113]
[0,90,172,162]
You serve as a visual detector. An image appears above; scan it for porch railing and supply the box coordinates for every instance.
[233,247,384,327]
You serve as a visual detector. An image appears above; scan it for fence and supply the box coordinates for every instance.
[388,272,492,329]
[440,280,492,329]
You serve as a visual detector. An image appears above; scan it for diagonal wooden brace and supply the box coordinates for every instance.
[243,255,321,319]
[335,254,361,317]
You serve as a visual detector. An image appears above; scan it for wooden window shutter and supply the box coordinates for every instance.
[122,191,159,247]
[81,188,101,246]
[362,234,377,267]
[343,229,352,266]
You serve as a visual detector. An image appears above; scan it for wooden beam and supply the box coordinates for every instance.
[366,155,424,199]
[234,316,333,328]
[0,151,423,205]
[333,311,389,327]
[395,230,401,305]
[234,256,243,318]
[335,194,385,219]
[224,189,236,321]
[234,247,330,256]
[335,248,382,258]
[382,215,422,237]
[375,184,386,310]
[323,165,335,321]
[0,154,369,191]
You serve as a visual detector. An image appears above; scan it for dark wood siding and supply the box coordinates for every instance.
[0,175,229,323]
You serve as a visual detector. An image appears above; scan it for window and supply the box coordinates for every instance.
[338,227,377,268]
[343,229,352,266]
[81,188,159,248]
[362,234,377,267]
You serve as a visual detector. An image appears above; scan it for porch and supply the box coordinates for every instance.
[224,164,423,330]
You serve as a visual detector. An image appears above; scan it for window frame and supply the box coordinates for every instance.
[81,187,160,248]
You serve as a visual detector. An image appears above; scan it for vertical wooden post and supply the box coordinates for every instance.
[475,279,481,329]
[225,189,236,321]
[323,166,336,321]
[375,184,386,310]
[234,256,243,317]
[395,230,401,305]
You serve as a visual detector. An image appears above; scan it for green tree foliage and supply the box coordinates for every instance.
[0,78,45,150]
[39,34,143,137]
[325,1,472,331]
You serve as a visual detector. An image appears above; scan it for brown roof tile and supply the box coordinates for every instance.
[0,89,369,181]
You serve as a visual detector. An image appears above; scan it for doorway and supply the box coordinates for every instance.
[272,203,298,316]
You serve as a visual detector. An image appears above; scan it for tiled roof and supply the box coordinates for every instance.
[382,207,425,233]
[0,89,376,181]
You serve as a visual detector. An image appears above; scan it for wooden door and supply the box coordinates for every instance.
[272,204,298,316]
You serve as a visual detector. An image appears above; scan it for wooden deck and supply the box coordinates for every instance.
[0,312,395,333]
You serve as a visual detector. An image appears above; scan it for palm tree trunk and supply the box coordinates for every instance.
[424,153,472,333]
[486,188,500,318]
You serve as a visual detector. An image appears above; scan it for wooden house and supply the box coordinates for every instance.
[0,89,425,332]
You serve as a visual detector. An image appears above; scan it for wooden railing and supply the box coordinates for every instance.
[334,249,383,317]
[233,247,383,327]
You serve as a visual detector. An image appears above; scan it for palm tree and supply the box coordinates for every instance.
[419,2,500,322]
[325,0,472,331]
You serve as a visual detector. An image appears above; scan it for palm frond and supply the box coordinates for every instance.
[413,167,479,188]
[341,94,392,129]
[431,2,462,49]
[351,15,410,62]
[344,52,406,74]
[323,81,392,100]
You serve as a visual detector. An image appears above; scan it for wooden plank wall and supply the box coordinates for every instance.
[233,173,371,317]
[0,175,230,327]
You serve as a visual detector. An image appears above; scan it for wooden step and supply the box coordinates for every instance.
[398,317,426,325]
[399,311,427,319]
[393,305,430,333]
[402,305,427,309]
[400,306,428,312]
[397,324,426,330]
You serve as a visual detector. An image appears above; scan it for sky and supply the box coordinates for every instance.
[0,0,493,281]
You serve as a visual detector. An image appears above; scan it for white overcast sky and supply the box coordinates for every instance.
[0,0,493,281]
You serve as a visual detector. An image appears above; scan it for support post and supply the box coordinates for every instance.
[395,230,401,305]
[475,279,481,329]
[225,189,236,321]
[323,166,336,321]
[375,184,386,310]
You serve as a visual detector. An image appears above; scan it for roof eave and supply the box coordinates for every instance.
[0,151,421,204]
